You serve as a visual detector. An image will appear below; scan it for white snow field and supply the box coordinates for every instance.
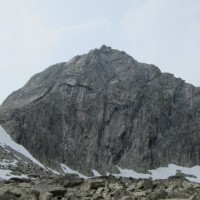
[113,164,200,183]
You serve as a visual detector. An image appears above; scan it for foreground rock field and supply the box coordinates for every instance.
[0,173,200,200]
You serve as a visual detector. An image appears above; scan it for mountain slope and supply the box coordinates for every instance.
[1,45,200,175]
[0,126,56,180]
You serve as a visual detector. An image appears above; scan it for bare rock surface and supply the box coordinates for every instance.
[0,45,200,175]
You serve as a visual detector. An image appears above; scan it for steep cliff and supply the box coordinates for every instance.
[1,45,200,175]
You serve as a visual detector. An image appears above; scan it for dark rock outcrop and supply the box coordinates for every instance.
[0,45,200,175]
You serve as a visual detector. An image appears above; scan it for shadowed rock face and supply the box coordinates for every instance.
[1,45,200,175]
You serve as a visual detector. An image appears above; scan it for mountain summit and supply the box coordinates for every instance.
[1,46,200,175]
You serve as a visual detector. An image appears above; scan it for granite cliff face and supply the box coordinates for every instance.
[0,45,200,175]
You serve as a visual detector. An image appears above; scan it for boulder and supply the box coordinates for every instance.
[39,192,53,200]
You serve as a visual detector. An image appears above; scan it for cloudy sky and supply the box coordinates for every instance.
[0,0,199,104]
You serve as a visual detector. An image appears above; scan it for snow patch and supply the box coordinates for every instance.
[0,169,28,180]
[114,164,200,183]
[0,126,46,169]
[0,159,17,167]
[47,167,60,175]
[92,169,101,177]
[61,163,88,179]
[114,166,151,179]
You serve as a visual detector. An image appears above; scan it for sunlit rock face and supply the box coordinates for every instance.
[1,45,200,175]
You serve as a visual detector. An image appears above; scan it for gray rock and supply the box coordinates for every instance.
[49,189,67,197]
[1,45,200,175]
[39,192,53,200]
[95,187,104,195]
[18,182,31,188]
[136,179,153,190]
[147,186,167,200]
[0,175,199,200]
[82,179,105,191]
[0,192,18,200]
[62,174,83,187]
[64,191,78,200]
[121,196,134,200]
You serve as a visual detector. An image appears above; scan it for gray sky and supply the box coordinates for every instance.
[0,0,200,105]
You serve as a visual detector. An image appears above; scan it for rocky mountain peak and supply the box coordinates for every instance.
[0,46,200,176]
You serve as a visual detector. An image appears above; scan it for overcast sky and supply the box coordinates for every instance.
[0,0,200,104]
